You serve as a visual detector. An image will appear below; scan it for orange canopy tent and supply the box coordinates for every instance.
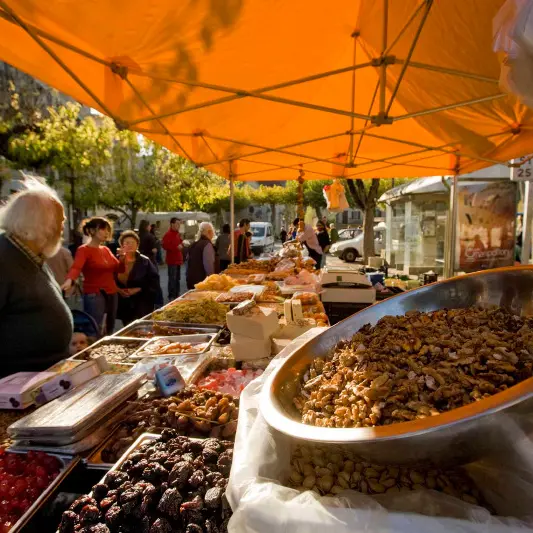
[0,0,532,184]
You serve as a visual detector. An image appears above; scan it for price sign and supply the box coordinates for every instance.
[511,156,533,181]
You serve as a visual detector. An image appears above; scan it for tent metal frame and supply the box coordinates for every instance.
[0,0,516,183]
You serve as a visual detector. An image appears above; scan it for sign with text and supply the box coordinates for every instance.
[511,156,533,181]
[456,180,518,272]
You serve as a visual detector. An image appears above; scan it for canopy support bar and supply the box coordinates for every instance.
[379,0,388,117]
[386,0,433,115]
[384,0,427,55]
[229,169,235,263]
[394,93,507,121]
[403,61,500,84]
[129,62,371,126]
[123,77,194,162]
[0,1,120,122]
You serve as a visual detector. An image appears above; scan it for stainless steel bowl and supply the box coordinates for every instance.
[261,266,533,466]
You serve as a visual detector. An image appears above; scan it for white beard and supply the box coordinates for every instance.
[42,236,63,259]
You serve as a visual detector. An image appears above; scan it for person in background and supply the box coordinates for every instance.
[315,220,331,268]
[187,222,216,289]
[0,181,73,376]
[237,230,254,262]
[291,224,298,240]
[152,221,163,264]
[231,218,250,264]
[138,219,157,265]
[62,217,121,336]
[293,217,323,270]
[215,223,232,272]
[162,217,184,301]
[69,331,89,356]
[46,245,73,286]
[115,230,160,325]
[280,227,287,243]
[330,222,339,244]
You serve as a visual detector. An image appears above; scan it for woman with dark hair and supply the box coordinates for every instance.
[215,223,231,272]
[138,219,157,265]
[62,217,121,335]
[115,230,160,325]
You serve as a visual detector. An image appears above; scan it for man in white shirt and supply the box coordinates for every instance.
[293,218,323,270]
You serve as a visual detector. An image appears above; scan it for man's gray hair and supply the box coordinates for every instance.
[197,221,214,240]
[0,179,63,250]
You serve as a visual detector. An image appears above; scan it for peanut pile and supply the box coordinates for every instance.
[295,307,533,428]
[288,444,482,506]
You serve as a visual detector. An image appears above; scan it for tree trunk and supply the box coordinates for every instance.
[315,206,323,220]
[69,176,77,242]
[362,205,376,263]
[270,203,276,231]
[130,206,138,229]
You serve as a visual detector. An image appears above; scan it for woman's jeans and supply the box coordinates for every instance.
[83,291,118,336]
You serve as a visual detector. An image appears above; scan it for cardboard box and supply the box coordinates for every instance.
[271,337,293,355]
[231,334,272,362]
[0,372,56,410]
[274,318,317,340]
[227,305,279,340]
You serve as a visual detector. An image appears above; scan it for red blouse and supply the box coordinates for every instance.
[67,245,121,294]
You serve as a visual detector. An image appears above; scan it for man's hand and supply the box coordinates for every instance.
[61,278,74,296]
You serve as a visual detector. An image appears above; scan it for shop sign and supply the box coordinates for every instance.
[511,156,533,181]
[456,180,517,272]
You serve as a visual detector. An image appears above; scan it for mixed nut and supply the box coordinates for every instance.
[60,430,233,533]
[288,444,483,506]
[295,307,533,428]
[76,341,144,363]
[101,388,238,464]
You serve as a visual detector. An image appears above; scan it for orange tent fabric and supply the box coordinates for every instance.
[0,0,532,181]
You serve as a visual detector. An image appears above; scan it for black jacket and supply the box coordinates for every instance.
[0,232,72,376]
[116,252,160,324]
[186,237,212,289]
[139,231,157,265]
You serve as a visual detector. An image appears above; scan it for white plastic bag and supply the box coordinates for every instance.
[227,329,533,533]
[493,0,533,109]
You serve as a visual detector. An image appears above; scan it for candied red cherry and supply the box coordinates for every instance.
[26,451,36,461]
[14,479,27,495]
[35,466,47,478]
[0,501,10,515]
[19,500,31,513]
[36,477,49,490]
[1,519,13,533]
[26,488,40,501]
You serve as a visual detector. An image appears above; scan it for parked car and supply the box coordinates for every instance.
[250,222,275,254]
[329,224,386,262]
[337,228,362,241]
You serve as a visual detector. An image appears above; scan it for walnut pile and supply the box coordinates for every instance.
[288,444,483,507]
[294,307,533,428]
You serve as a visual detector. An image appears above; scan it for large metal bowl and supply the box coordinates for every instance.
[261,266,533,466]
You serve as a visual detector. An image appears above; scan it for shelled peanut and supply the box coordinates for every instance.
[288,444,482,506]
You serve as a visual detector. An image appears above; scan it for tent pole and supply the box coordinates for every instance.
[379,0,388,116]
[230,168,235,264]
[400,61,499,84]
[522,180,533,265]
[444,159,460,278]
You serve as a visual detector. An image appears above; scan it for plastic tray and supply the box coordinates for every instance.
[131,334,217,359]
[113,320,222,339]
[69,336,148,366]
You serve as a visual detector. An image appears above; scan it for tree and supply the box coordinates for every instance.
[346,178,409,262]
[9,102,114,235]
[303,180,329,219]
[250,184,296,228]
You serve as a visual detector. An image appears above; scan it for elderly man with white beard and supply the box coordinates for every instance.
[0,181,73,376]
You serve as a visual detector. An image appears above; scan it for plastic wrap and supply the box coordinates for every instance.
[226,329,533,533]
[493,0,533,108]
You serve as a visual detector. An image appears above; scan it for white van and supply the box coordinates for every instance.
[250,222,275,254]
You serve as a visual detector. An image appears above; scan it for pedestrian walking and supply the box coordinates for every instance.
[115,230,160,325]
[187,222,216,290]
[62,217,121,336]
[215,223,231,272]
[280,227,287,243]
[162,217,184,301]
[315,220,331,268]
[231,218,250,264]
[138,219,157,265]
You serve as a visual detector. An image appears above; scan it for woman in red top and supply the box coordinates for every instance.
[62,217,122,335]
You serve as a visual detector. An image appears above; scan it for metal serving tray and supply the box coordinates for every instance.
[69,336,149,366]
[131,334,217,359]
[113,320,222,339]
[10,451,79,533]
[261,266,533,466]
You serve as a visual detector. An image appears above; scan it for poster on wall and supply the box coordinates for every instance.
[456,180,517,273]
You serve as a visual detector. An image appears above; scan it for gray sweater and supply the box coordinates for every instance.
[0,232,73,376]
